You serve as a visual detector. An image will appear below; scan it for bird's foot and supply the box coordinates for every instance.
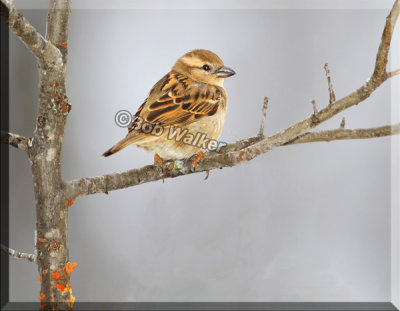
[192,151,207,171]
[154,154,164,167]
[154,154,166,183]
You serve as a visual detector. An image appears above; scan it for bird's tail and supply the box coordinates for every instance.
[102,137,132,157]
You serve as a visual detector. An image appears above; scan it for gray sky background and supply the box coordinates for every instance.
[9,7,393,302]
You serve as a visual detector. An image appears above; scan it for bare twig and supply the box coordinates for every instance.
[0,130,30,151]
[312,100,318,114]
[340,117,346,129]
[311,100,319,124]
[374,1,400,80]
[46,0,71,66]
[324,63,336,104]
[387,68,400,77]
[1,244,37,263]
[285,123,400,145]
[258,97,269,137]
[0,0,63,70]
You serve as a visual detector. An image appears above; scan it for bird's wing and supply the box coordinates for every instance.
[128,72,224,132]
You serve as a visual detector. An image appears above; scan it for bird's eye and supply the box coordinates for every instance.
[202,64,210,71]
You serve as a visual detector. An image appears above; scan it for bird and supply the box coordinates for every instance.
[102,49,235,168]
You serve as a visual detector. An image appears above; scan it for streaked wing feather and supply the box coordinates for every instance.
[144,72,222,127]
[128,72,223,134]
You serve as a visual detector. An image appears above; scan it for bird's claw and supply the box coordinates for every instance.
[192,151,207,171]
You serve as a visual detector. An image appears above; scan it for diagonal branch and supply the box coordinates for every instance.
[374,0,400,80]
[0,0,63,70]
[65,0,400,201]
[0,130,30,151]
[66,122,400,201]
[284,123,400,145]
[1,244,37,263]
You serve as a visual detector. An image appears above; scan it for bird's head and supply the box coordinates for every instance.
[172,49,235,87]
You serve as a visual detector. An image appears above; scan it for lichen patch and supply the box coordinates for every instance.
[46,148,56,161]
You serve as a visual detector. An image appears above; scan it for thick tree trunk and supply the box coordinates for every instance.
[0,1,73,308]
[29,70,74,310]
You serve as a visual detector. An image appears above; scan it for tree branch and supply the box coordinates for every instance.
[0,130,30,151]
[65,0,400,201]
[46,0,71,67]
[374,0,400,80]
[66,122,400,200]
[340,117,346,129]
[324,63,336,104]
[388,68,400,77]
[0,0,63,70]
[1,244,37,263]
[284,123,400,145]
[258,97,269,137]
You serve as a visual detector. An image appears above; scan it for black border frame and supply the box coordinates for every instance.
[0,8,399,311]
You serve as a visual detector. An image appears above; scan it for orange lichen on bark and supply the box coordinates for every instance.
[65,262,78,276]
[37,276,42,281]
[39,293,45,301]
[52,269,62,280]
[67,285,76,305]
[67,200,75,206]
[38,237,47,243]
[53,284,66,293]
[40,303,46,309]
[53,282,75,305]
[61,132,64,138]
[59,42,68,47]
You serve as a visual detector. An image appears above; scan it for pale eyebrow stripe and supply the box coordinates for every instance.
[181,56,204,68]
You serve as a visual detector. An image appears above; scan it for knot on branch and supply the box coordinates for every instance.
[311,115,320,126]
[237,150,252,162]
[310,100,320,125]
[37,115,47,128]
[47,239,63,253]
[48,85,71,115]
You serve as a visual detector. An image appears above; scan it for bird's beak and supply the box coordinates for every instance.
[216,66,236,78]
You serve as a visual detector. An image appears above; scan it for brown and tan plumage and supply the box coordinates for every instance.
[103,49,235,162]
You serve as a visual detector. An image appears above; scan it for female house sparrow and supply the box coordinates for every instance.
[103,49,235,166]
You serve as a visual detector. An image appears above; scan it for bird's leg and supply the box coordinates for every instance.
[192,151,207,171]
[154,154,166,183]
[154,154,164,167]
